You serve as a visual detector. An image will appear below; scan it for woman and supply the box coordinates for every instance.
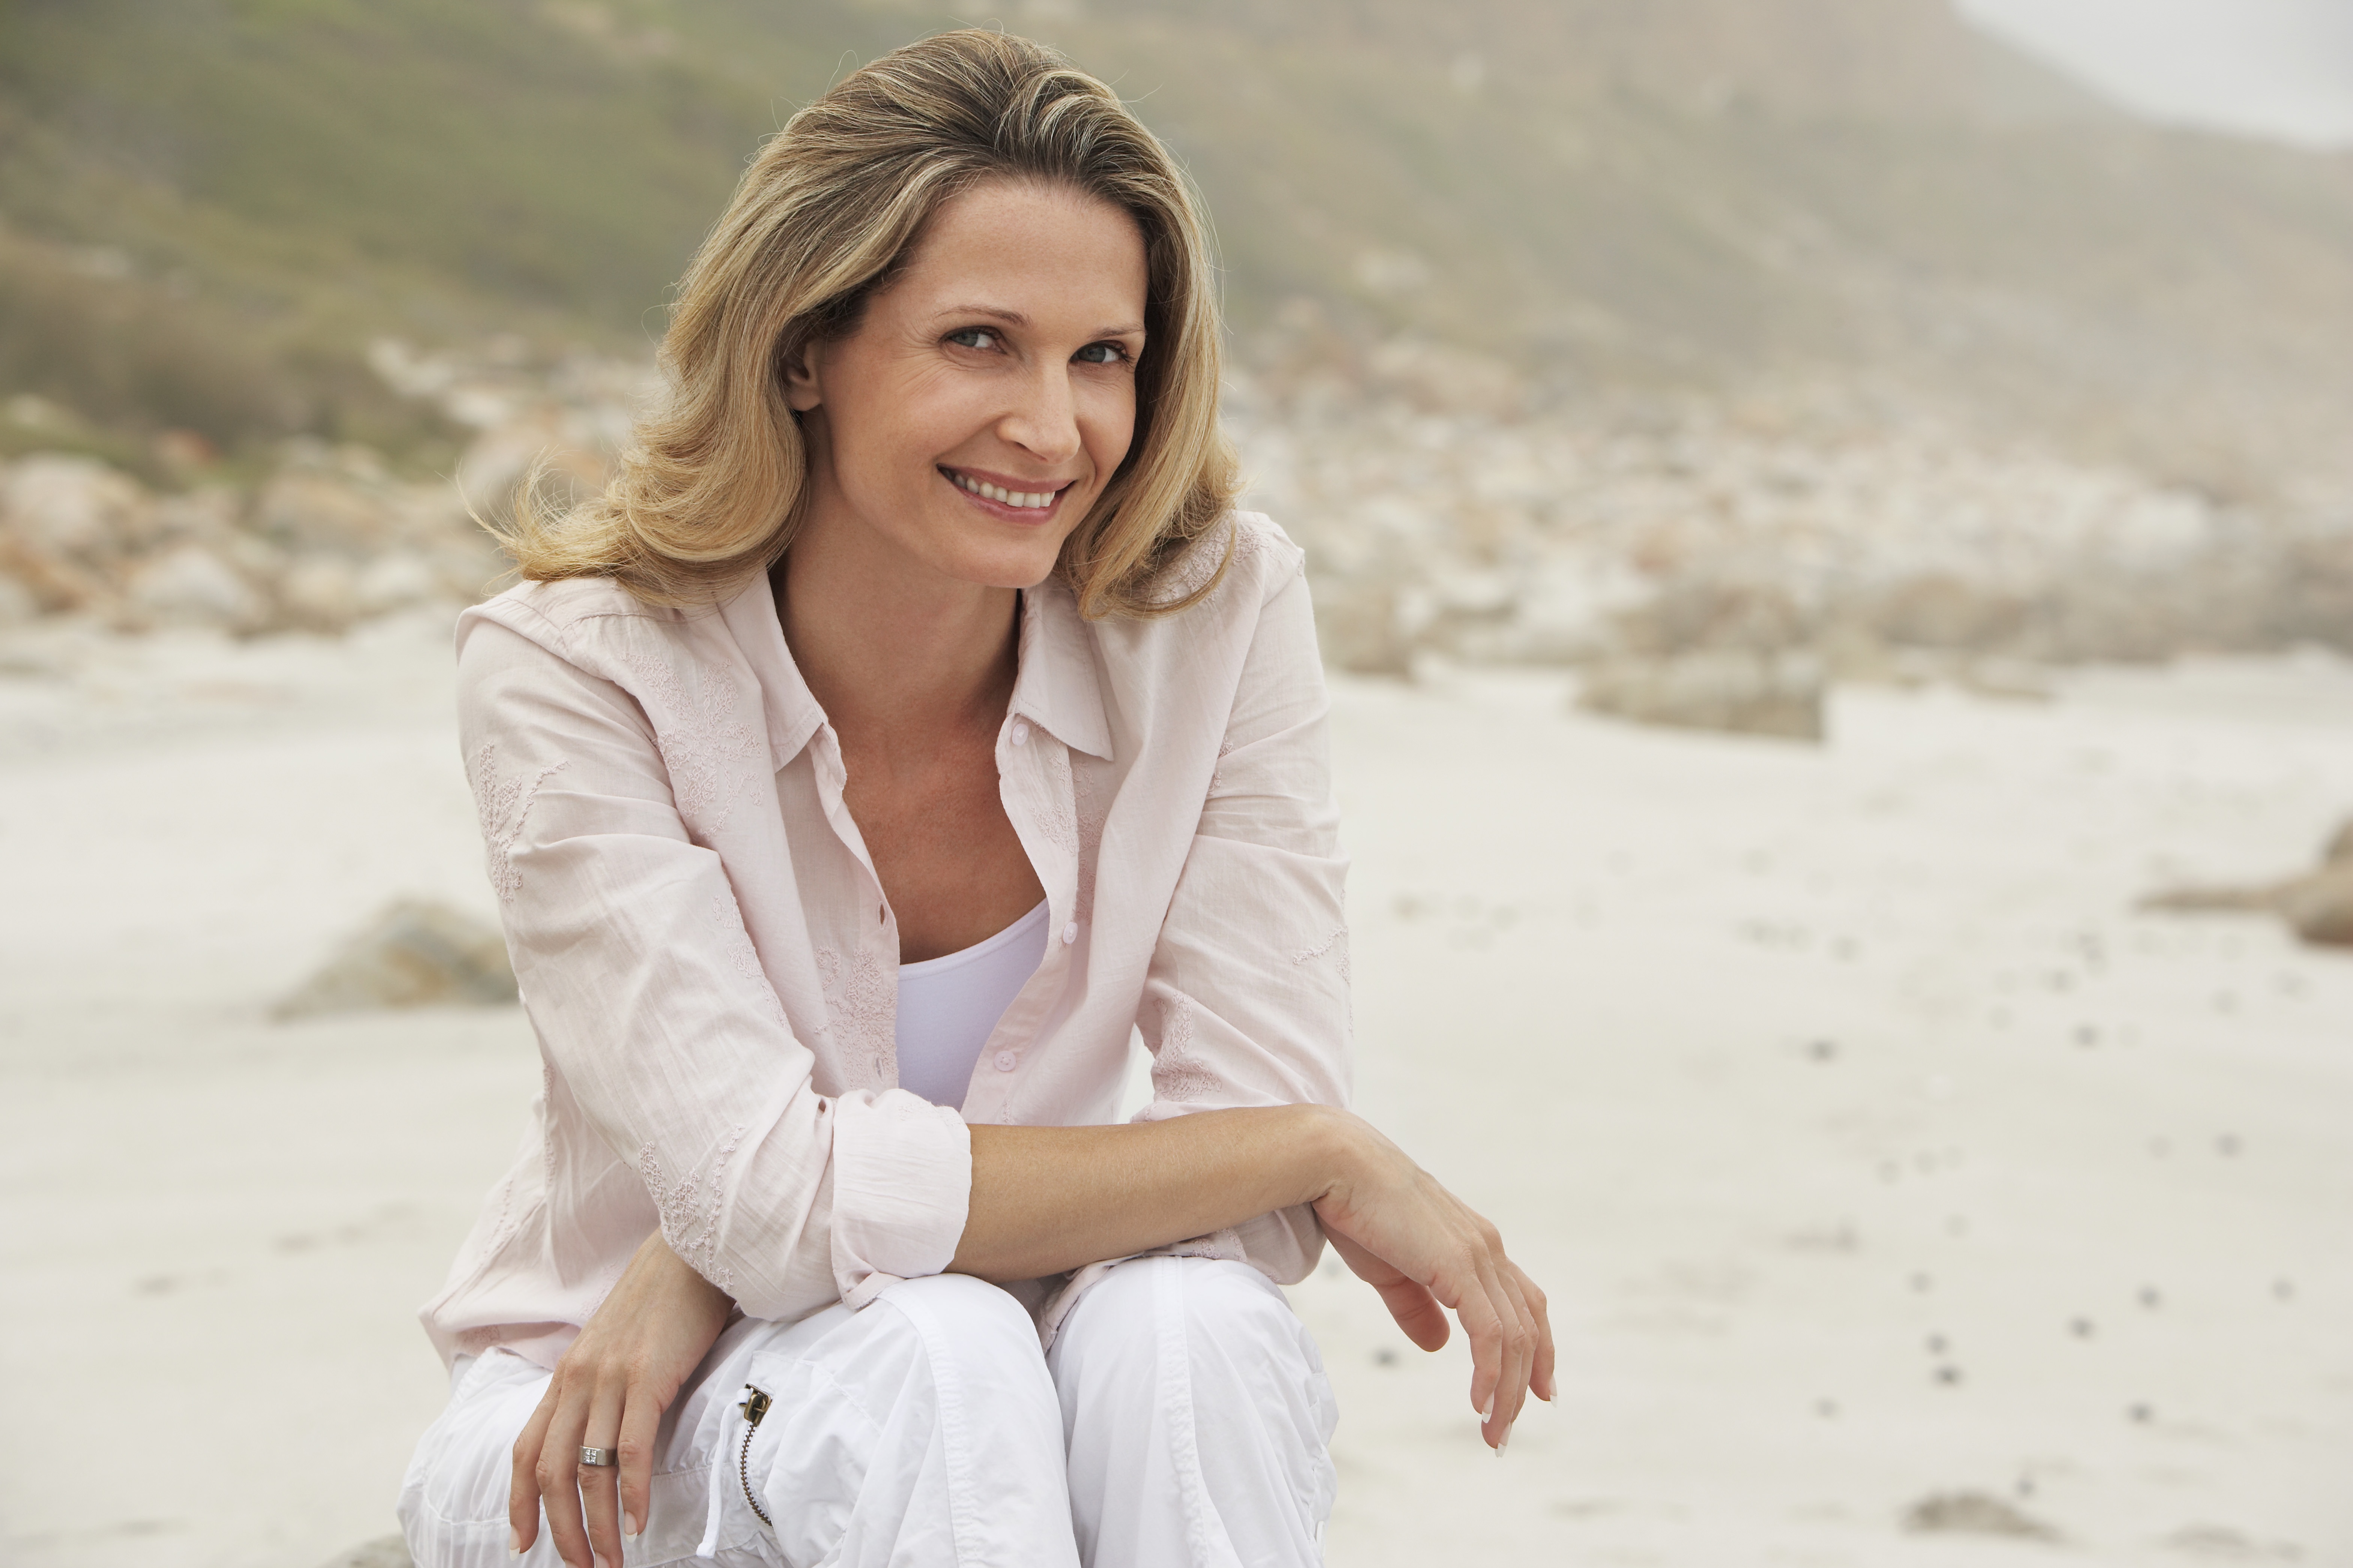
[399,29,1552,1568]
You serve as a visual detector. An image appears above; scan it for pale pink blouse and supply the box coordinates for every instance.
[421,512,1353,1368]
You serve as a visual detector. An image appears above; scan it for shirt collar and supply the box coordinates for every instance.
[1012,575,1115,763]
[717,568,1115,767]
[717,568,826,770]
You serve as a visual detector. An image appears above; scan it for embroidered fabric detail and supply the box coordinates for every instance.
[472,743,567,904]
[1158,513,1266,604]
[815,946,895,1087]
[711,894,786,1026]
[622,650,764,837]
[1032,745,1081,857]
[635,1126,745,1291]
[1151,992,1222,1103]
[1290,925,1352,985]
[1207,733,1241,798]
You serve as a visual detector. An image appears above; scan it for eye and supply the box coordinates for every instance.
[1074,341,1131,366]
[946,327,999,351]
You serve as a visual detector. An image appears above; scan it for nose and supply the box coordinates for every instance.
[998,359,1083,468]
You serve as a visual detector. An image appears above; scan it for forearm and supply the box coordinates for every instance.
[948,1103,1356,1281]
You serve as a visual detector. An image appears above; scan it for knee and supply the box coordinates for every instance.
[880,1271,1042,1355]
[1064,1256,1318,1383]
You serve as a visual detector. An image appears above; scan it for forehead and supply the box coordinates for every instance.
[888,179,1147,323]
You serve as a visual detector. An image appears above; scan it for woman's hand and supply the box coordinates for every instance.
[1311,1116,1555,1452]
[509,1231,736,1567]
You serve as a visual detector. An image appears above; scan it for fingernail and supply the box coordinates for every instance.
[1480,1394,1495,1423]
[507,1529,521,1557]
[594,1555,611,1568]
[624,1511,640,1538]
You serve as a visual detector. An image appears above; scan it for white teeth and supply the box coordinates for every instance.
[952,472,1056,508]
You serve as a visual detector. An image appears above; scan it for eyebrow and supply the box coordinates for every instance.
[936,304,1145,338]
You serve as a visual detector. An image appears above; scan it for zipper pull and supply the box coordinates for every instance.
[738,1386,771,1427]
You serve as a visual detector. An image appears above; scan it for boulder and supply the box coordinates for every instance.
[0,454,153,562]
[124,544,270,633]
[274,899,517,1020]
[2278,865,2353,948]
[1578,649,1825,742]
[279,555,364,632]
[356,550,444,616]
[257,470,394,554]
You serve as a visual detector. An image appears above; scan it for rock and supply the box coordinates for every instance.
[0,455,156,613]
[1902,1490,2061,1542]
[2277,865,2353,948]
[2139,820,2353,947]
[0,454,153,561]
[257,470,394,554]
[124,545,270,633]
[2138,883,2282,915]
[313,1536,412,1568]
[1578,649,1825,742]
[0,572,35,626]
[356,550,443,616]
[279,555,364,632]
[1313,578,1416,677]
[273,899,517,1020]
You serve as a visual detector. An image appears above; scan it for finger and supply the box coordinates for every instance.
[615,1376,665,1544]
[536,1379,596,1568]
[1492,1262,1541,1436]
[1449,1247,1508,1439]
[1475,1253,1529,1447]
[1374,1275,1451,1352]
[510,1384,561,1554]
[578,1383,628,1568]
[1513,1262,1557,1403]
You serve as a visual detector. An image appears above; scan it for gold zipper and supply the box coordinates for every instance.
[736,1386,773,1526]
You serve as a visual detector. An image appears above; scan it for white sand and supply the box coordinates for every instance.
[2,620,2347,1568]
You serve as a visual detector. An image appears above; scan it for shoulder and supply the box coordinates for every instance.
[1139,511,1307,627]
[457,575,734,675]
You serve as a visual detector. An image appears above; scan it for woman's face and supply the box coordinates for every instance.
[785,179,1149,593]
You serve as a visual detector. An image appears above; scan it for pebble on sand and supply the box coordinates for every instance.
[272,899,517,1020]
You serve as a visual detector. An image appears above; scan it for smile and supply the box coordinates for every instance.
[941,467,1069,511]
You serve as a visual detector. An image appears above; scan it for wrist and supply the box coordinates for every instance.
[1291,1103,1367,1210]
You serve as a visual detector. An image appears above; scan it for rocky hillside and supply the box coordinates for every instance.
[6,0,2353,490]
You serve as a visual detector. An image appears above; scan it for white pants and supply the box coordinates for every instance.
[398,1257,1339,1568]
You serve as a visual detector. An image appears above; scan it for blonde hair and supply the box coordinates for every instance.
[499,29,1239,619]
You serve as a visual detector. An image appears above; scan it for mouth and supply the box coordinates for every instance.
[940,465,1075,519]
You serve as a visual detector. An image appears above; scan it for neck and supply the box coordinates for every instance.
[776,514,1020,755]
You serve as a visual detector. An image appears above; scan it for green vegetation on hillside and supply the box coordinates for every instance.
[3,0,2351,493]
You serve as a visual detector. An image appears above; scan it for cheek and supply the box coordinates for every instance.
[1081,381,1140,478]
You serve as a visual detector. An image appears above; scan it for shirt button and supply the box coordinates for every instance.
[993,1050,1019,1072]
[1061,922,1078,945]
[1010,721,1030,745]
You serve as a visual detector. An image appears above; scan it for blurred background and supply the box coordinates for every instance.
[2,3,2348,1566]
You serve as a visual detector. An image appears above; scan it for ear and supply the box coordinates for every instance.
[780,337,824,413]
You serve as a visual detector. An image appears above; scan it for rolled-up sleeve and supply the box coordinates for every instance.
[457,608,970,1322]
[1132,559,1354,1286]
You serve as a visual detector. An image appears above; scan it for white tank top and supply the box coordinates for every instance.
[893,900,1051,1110]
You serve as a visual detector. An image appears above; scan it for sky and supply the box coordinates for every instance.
[1955,0,2353,147]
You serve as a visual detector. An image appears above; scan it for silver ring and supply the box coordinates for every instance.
[579,1446,618,1467]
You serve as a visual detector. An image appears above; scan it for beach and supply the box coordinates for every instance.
[2,618,2347,1568]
